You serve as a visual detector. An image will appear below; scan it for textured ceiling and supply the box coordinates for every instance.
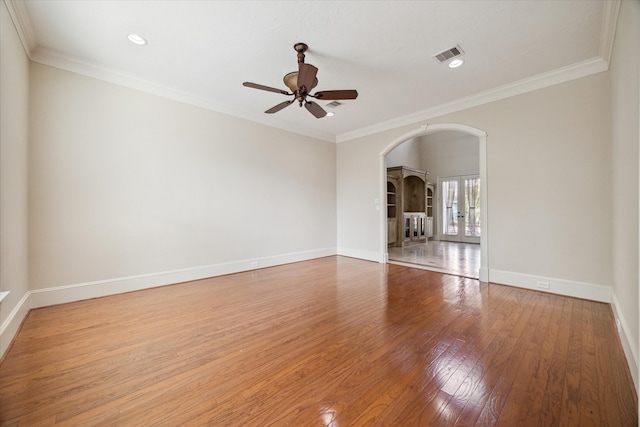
[8,0,618,142]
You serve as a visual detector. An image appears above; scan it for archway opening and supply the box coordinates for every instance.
[378,123,488,282]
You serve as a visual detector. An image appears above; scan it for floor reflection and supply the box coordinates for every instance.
[388,241,480,279]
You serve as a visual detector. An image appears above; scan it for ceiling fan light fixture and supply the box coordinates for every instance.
[127,34,147,45]
[283,71,318,92]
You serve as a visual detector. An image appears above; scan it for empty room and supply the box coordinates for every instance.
[1,0,638,425]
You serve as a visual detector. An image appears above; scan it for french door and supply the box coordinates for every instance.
[440,175,481,243]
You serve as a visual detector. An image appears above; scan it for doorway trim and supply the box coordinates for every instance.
[378,123,489,282]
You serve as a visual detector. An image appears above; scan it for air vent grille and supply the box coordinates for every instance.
[433,45,464,62]
[326,101,342,108]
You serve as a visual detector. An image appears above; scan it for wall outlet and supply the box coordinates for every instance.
[536,281,550,290]
[250,261,259,268]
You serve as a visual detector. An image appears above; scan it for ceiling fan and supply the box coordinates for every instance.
[242,43,358,119]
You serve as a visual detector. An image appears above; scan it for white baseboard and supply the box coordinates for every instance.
[0,291,30,358]
[610,292,639,392]
[479,267,489,282]
[0,248,336,359]
[337,247,384,263]
[489,269,611,303]
[29,247,337,309]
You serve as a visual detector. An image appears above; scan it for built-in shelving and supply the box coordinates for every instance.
[387,182,396,219]
[387,166,432,247]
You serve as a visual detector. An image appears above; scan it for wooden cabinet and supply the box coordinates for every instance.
[426,184,434,238]
[387,166,432,247]
[387,181,397,245]
[404,213,427,243]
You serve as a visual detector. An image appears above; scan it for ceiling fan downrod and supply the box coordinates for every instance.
[294,42,308,64]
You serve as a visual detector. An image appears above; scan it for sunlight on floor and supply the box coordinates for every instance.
[388,241,480,279]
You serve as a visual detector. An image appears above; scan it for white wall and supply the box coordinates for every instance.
[28,63,337,291]
[386,137,421,169]
[419,131,479,180]
[338,71,612,289]
[609,0,640,391]
[386,131,479,179]
[0,1,30,356]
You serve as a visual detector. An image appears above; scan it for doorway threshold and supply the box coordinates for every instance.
[387,241,480,279]
[388,259,479,280]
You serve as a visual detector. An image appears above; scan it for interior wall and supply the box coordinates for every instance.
[419,131,479,179]
[385,131,479,179]
[337,71,612,287]
[28,63,337,290]
[0,1,30,353]
[609,0,640,391]
[386,137,421,169]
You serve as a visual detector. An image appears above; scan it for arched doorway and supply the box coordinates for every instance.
[378,123,488,282]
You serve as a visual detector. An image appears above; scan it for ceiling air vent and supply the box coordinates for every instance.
[433,45,464,63]
[326,101,343,108]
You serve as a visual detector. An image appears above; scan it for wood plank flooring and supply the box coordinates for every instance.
[0,256,636,426]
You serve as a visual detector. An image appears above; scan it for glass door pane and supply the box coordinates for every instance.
[441,179,459,236]
[404,216,411,239]
[464,177,481,237]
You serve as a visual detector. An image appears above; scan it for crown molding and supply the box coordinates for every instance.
[336,56,609,143]
[599,0,621,66]
[31,47,336,142]
[3,0,37,58]
[6,0,620,145]
[336,0,620,143]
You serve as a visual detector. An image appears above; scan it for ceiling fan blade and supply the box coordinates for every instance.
[265,100,294,114]
[243,82,290,95]
[297,63,318,92]
[313,90,359,100]
[304,101,327,118]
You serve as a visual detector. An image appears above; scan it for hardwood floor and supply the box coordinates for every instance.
[388,241,481,279]
[0,256,636,426]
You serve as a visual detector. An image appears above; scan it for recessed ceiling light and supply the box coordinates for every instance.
[326,112,335,117]
[127,34,147,45]
[448,59,464,68]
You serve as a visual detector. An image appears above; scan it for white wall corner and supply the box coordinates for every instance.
[3,0,37,58]
[611,291,639,391]
[0,290,31,359]
[489,270,639,384]
[599,0,622,66]
[479,267,489,283]
[489,269,612,303]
